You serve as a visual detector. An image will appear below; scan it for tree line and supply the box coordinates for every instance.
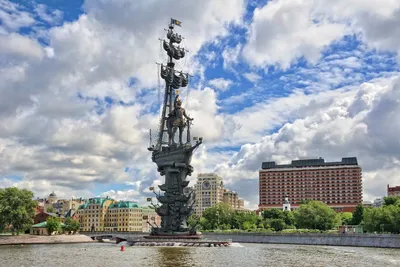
[190,196,400,233]
[0,187,80,235]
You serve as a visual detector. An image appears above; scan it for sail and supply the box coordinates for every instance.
[160,66,189,89]
[163,40,185,60]
[167,30,182,44]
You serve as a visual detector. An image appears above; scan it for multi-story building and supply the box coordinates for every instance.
[78,198,161,232]
[54,198,86,214]
[223,190,244,210]
[77,197,115,231]
[387,184,400,196]
[194,173,224,217]
[194,173,247,216]
[373,197,384,208]
[103,201,161,232]
[259,157,362,212]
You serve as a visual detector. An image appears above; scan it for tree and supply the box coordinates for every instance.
[46,206,55,213]
[0,187,37,235]
[383,196,400,206]
[70,220,80,233]
[46,217,61,235]
[339,212,353,225]
[269,218,286,231]
[294,201,339,231]
[201,203,233,230]
[64,217,80,234]
[351,204,364,225]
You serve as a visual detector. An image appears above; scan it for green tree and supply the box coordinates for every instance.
[351,204,364,225]
[188,215,200,228]
[46,217,61,235]
[294,201,339,231]
[64,217,72,232]
[339,212,353,225]
[201,203,233,230]
[46,206,55,213]
[64,217,80,234]
[263,209,285,220]
[0,187,37,235]
[70,220,80,233]
[383,196,400,206]
[269,218,286,231]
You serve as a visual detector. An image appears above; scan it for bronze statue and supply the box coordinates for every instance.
[167,95,193,146]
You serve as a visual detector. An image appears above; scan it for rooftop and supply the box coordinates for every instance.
[109,201,141,209]
[261,157,359,170]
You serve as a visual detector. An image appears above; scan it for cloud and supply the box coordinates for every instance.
[208,78,233,91]
[34,4,63,25]
[242,0,346,69]
[215,76,400,202]
[0,0,35,32]
[243,72,261,83]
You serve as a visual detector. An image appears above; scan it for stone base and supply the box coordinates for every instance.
[129,238,232,247]
[143,234,203,240]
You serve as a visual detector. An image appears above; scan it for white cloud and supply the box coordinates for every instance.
[208,78,233,91]
[242,0,400,69]
[243,72,261,83]
[222,44,242,69]
[0,0,35,32]
[34,4,63,24]
[242,0,346,69]
[0,33,44,60]
[215,76,400,203]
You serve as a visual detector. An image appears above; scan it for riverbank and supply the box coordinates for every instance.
[0,234,95,245]
[203,232,400,248]
[82,231,400,248]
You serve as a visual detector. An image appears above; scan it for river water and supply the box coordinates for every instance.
[0,242,399,267]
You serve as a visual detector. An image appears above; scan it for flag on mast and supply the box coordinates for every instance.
[171,18,182,27]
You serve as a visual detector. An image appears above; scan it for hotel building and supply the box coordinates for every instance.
[387,184,400,196]
[259,157,362,212]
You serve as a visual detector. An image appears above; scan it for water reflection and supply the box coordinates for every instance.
[155,247,194,267]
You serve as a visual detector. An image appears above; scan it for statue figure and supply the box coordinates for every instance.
[168,96,193,146]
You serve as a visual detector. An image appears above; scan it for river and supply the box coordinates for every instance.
[0,242,399,267]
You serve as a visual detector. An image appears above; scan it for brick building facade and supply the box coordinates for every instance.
[259,157,362,212]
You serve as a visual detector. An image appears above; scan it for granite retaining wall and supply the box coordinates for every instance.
[83,232,400,248]
[202,232,400,248]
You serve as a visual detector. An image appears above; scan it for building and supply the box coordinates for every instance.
[223,190,244,210]
[194,173,225,217]
[259,157,362,212]
[387,184,400,196]
[104,201,161,232]
[77,197,115,232]
[283,196,291,211]
[53,198,85,214]
[34,211,65,224]
[373,197,384,208]
[194,173,247,217]
[78,198,161,232]
[362,201,373,207]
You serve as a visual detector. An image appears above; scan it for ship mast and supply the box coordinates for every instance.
[155,18,188,150]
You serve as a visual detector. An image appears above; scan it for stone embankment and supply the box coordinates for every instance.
[0,234,94,245]
[84,231,400,248]
[202,232,400,248]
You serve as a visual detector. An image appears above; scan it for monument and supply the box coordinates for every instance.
[146,18,202,239]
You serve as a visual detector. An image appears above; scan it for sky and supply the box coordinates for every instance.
[1,0,400,210]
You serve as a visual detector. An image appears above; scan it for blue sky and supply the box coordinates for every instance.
[1,0,400,209]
